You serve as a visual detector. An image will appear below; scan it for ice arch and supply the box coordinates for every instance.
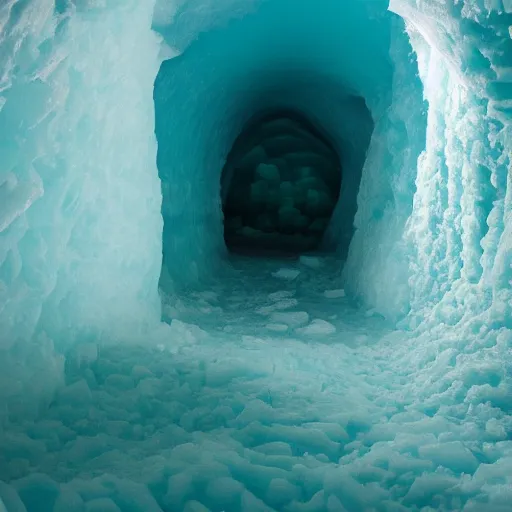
[153,0,396,295]
[0,0,511,511]
[219,109,346,255]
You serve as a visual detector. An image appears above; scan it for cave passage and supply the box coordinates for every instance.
[221,110,342,255]
[0,0,511,511]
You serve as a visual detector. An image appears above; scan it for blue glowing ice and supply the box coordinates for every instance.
[0,0,511,510]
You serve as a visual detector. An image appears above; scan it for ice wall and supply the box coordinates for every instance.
[391,0,512,331]
[0,0,163,418]
[154,0,417,293]
[0,0,511,510]
[342,26,427,320]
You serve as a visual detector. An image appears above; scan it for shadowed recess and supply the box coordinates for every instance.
[221,110,343,255]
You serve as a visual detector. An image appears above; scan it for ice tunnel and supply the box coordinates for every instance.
[219,110,346,255]
[0,0,511,510]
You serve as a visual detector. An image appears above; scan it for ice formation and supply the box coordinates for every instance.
[221,111,343,254]
[0,0,511,511]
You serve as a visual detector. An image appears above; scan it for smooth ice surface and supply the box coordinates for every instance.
[1,0,512,511]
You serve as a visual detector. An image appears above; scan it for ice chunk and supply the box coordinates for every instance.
[254,442,293,456]
[271,268,300,280]
[266,478,301,508]
[236,399,275,425]
[0,432,47,466]
[402,473,458,506]
[14,474,60,512]
[205,477,243,509]
[53,490,84,512]
[241,490,273,512]
[485,418,507,439]
[165,472,194,507]
[57,379,92,406]
[294,214,310,229]
[131,365,154,380]
[306,189,333,215]
[292,490,326,512]
[256,163,280,182]
[271,424,340,457]
[71,343,99,367]
[268,290,295,301]
[111,479,162,512]
[297,319,336,335]
[309,218,329,232]
[184,501,211,512]
[193,291,219,302]
[266,323,289,332]
[297,176,328,192]
[299,255,324,268]
[418,441,479,473]
[66,436,111,465]
[270,311,309,327]
[257,298,299,315]
[236,145,267,170]
[323,469,367,510]
[278,206,303,230]
[85,498,121,512]
[105,374,135,391]
[279,181,294,197]
[0,482,26,512]
[327,495,348,511]
[303,422,349,442]
[298,166,313,178]
[323,289,346,299]
[168,319,209,345]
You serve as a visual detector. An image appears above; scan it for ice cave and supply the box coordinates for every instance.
[0,0,511,510]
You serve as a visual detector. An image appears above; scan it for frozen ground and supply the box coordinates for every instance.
[1,254,511,511]
[1,0,512,510]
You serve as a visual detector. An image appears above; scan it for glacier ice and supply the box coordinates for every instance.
[220,111,343,254]
[0,0,511,511]
[0,0,164,418]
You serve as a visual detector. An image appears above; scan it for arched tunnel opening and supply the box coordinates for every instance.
[0,0,511,511]
[221,109,344,256]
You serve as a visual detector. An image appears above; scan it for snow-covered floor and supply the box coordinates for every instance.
[1,255,511,511]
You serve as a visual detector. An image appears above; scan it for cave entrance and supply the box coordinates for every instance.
[220,110,342,256]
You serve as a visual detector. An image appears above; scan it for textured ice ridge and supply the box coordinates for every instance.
[0,0,511,510]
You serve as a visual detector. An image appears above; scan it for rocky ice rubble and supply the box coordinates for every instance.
[1,255,511,511]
